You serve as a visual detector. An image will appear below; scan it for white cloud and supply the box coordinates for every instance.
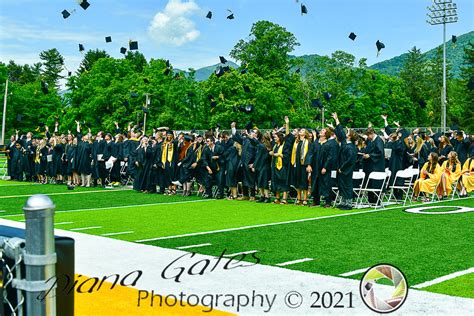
[148,0,201,46]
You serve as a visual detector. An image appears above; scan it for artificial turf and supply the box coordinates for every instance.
[422,273,474,299]
[1,180,473,298]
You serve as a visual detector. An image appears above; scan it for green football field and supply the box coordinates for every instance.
[0,179,473,299]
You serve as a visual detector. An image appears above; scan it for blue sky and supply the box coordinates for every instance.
[0,0,473,76]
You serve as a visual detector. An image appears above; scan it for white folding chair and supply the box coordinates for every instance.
[357,171,387,209]
[450,178,461,200]
[352,171,366,207]
[387,169,414,206]
[331,170,339,205]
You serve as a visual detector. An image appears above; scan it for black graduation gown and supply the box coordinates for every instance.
[111,141,124,181]
[387,139,404,186]
[161,140,179,187]
[178,145,196,183]
[224,142,239,188]
[52,143,64,176]
[293,140,310,190]
[271,139,292,193]
[75,136,92,175]
[438,145,453,164]
[201,143,224,195]
[136,145,155,191]
[318,138,339,199]
[453,138,470,164]
[10,146,23,180]
[335,124,357,200]
[232,133,256,188]
[39,146,48,175]
[65,143,76,176]
[305,140,321,198]
[252,141,271,189]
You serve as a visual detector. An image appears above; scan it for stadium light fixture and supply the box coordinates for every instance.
[427,0,458,132]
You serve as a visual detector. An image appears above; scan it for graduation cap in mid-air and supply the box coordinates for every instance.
[165,60,170,68]
[245,121,254,131]
[142,106,149,114]
[243,85,251,93]
[143,78,149,84]
[62,10,71,19]
[323,92,332,101]
[79,44,85,52]
[381,103,388,110]
[418,99,427,109]
[295,68,301,74]
[452,35,457,44]
[215,67,225,78]
[348,103,355,110]
[311,99,323,109]
[79,0,90,10]
[226,10,234,20]
[376,40,385,56]
[301,4,308,15]
[240,68,248,75]
[68,71,72,77]
[120,47,127,54]
[105,36,112,43]
[130,92,139,98]
[245,104,254,114]
[41,81,49,94]
[219,56,227,64]
[349,32,357,41]
[371,74,377,81]
[206,11,212,19]
[468,79,474,91]
[16,114,23,122]
[210,100,217,108]
[163,68,171,76]
[129,41,138,51]
[288,96,295,104]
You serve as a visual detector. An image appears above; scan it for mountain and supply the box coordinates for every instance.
[187,61,239,81]
[369,31,473,77]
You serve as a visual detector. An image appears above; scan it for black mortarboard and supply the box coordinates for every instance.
[130,92,139,98]
[418,99,427,108]
[388,88,393,95]
[67,185,75,190]
[41,81,49,94]
[210,100,217,108]
[381,103,388,109]
[184,134,193,142]
[38,122,45,127]
[301,4,308,15]
[166,60,170,67]
[348,103,355,110]
[207,94,214,101]
[206,11,212,19]
[450,124,459,131]
[349,32,357,41]
[166,130,173,135]
[164,68,171,76]
[16,114,23,122]
[215,67,225,77]
[311,99,322,108]
[376,40,385,55]
[79,44,85,52]
[314,113,321,121]
[456,130,463,137]
[68,71,72,76]
[129,41,138,51]
[243,85,251,93]
[120,47,127,54]
[238,105,246,113]
[245,104,254,114]
[142,106,149,114]
[323,92,332,101]
[295,68,300,74]
[219,56,227,64]
[245,121,253,131]
[216,123,221,129]
[227,13,234,20]
[122,100,129,107]
[143,78,149,84]
[452,35,457,44]
[105,36,112,43]
[79,0,90,10]
[371,74,376,81]
[62,10,71,19]
[240,68,247,75]
[187,91,195,97]
[288,96,295,104]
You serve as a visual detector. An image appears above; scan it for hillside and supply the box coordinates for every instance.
[370,31,473,77]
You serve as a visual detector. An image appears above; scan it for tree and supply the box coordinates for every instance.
[230,20,300,77]
[78,49,110,74]
[457,42,474,131]
[39,48,64,88]
[400,47,428,106]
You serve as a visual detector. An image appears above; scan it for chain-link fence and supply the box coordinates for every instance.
[1,237,25,316]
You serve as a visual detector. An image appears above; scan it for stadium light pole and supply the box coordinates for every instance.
[1,79,8,146]
[426,0,458,132]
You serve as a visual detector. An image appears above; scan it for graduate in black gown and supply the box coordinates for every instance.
[135,137,155,192]
[75,122,93,187]
[5,135,16,178]
[101,133,115,186]
[270,119,293,204]
[452,131,470,164]
[290,128,311,205]
[332,113,358,210]
[64,134,76,185]
[318,127,339,208]
[438,135,453,165]
[362,127,385,204]
[305,130,322,207]
[251,132,272,203]
[173,134,196,196]
[202,135,224,198]
[231,122,257,200]
[223,136,239,199]
[161,131,179,195]
[110,134,124,185]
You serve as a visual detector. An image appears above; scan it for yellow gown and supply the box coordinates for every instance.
[414,162,442,194]
[461,158,474,193]
[439,160,462,195]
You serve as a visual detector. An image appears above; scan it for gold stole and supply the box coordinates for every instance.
[196,145,202,162]
[300,139,309,165]
[291,141,298,166]
[274,143,285,170]
[162,142,174,163]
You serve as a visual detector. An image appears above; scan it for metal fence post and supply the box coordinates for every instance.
[20,194,57,316]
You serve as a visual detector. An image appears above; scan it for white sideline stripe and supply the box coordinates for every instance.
[0,183,40,187]
[134,197,473,242]
[0,210,5,213]
[54,221,74,226]
[70,226,102,231]
[0,199,214,218]
[0,188,132,199]
[339,267,370,277]
[411,267,474,289]
[101,231,134,237]
[176,243,212,250]
[276,258,314,266]
[223,250,258,257]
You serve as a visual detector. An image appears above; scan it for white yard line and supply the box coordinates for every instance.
[412,267,474,289]
[223,250,258,257]
[0,183,40,187]
[0,199,214,218]
[176,243,212,250]
[0,210,5,213]
[101,231,134,237]
[70,226,103,231]
[134,198,474,243]
[339,267,370,277]
[54,221,74,226]
[276,258,314,267]
[0,188,132,199]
